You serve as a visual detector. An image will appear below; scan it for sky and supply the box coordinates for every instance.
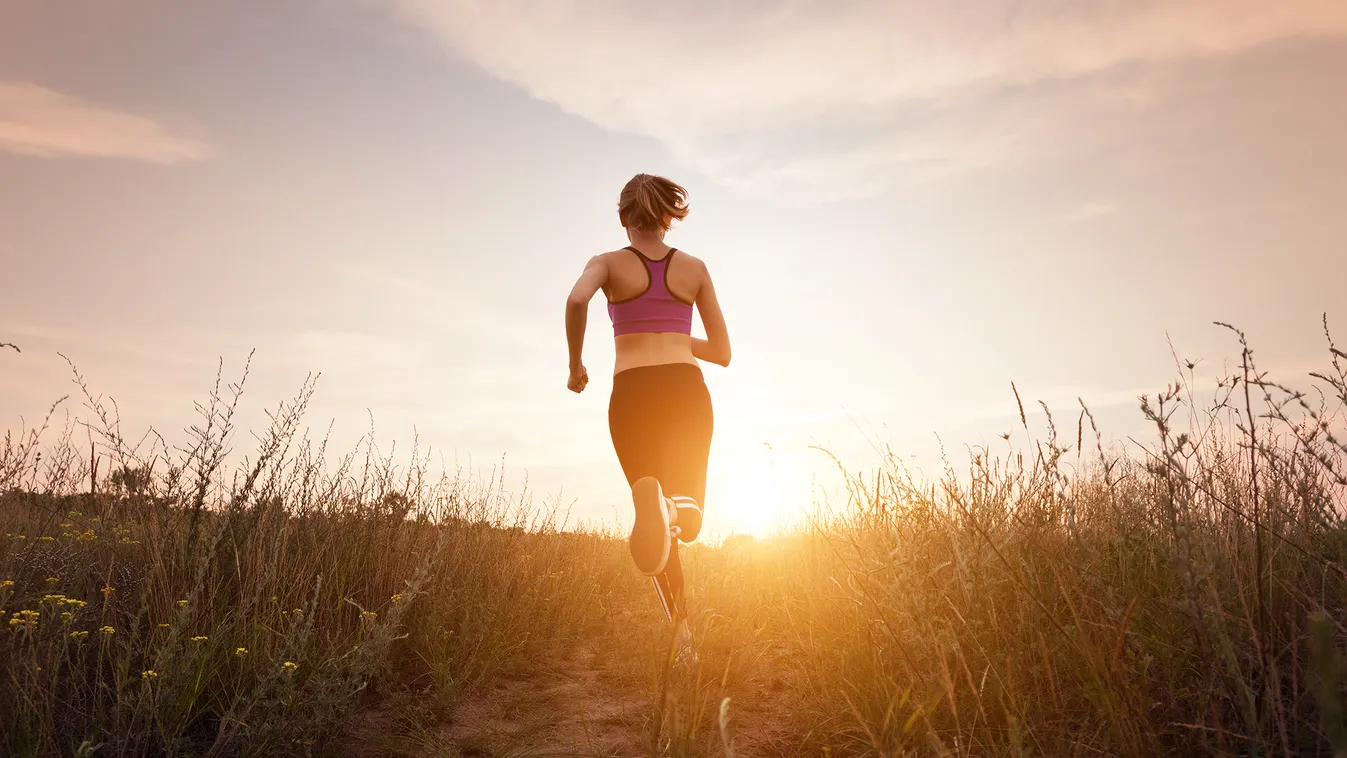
[2,1,1346,538]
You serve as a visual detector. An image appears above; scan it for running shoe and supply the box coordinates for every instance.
[674,644,699,668]
[629,476,672,575]
[670,496,703,543]
[673,629,699,668]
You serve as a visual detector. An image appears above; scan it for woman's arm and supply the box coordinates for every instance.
[565,255,608,392]
[692,261,731,367]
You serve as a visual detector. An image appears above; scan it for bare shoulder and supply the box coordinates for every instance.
[594,248,632,265]
[674,249,710,274]
[585,251,616,269]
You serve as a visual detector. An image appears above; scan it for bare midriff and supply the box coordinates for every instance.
[613,332,697,375]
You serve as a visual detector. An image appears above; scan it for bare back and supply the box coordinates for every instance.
[601,244,704,374]
[566,240,731,381]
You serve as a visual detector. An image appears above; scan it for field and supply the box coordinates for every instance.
[3,324,1346,757]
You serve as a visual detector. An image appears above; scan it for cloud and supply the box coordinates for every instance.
[332,261,425,297]
[291,329,428,368]
[961,383,1156,428]
[329,260,553,351]
[378,0,1347,198]
[1061,201,1119,223]
[0,82,213,163]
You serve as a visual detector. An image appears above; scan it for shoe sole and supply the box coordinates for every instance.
[630,477,671,576]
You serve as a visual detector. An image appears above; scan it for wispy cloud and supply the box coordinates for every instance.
[331,260,425,297]
[1061,201,1120,223]
[329,261,552,351]
[378,0,1347,198]
[966,383,1156,423]
[0,82,212,163]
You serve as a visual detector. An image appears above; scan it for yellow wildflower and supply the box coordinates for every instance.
[45,577,58,585]
[100,586,115,599]
[157,623,170,630]
[70,630,89,641]
[361,611,377,622]
[10,610,39,632]
[176,599,188,609]
[291,608,303,617]
[142,670,158,680]
[64,598,87,609]
[61,612,73,623]
[389,593,404,603]
[99,626,115,636]
[0,579,12,589]
[38,536,55,542]
[190,635,208,644]
[42,594,67,604]
[234,647,248,657]
[281,661,298,673]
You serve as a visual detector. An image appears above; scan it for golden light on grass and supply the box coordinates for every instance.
[0,323,1344,754]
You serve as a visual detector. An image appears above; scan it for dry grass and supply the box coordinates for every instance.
[2,320,1346,757]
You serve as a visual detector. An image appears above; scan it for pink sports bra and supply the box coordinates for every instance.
[607,246,694,337]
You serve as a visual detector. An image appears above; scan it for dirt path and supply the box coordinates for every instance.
[433,610,799,757]
[442,639,650,757]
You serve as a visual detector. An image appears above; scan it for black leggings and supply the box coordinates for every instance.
[608,363,713,617]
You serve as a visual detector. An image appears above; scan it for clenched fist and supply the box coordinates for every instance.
[567,364,589,393]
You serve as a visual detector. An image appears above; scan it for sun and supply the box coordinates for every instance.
[716,446,785,538]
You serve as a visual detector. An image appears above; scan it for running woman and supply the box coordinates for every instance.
[564,174,731,651]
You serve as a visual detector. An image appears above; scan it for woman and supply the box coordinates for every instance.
[564,173,731,652]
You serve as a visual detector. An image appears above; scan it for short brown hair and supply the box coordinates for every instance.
[617,173,689,233]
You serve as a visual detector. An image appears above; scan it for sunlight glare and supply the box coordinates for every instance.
[720,446,784,538]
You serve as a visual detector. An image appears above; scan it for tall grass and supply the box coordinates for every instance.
[3,320,1346,757]
[692,319,1347,756]
[1,356,638,756]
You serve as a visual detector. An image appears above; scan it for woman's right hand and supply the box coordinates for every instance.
[567,364,589,393]
[565,255,606,393]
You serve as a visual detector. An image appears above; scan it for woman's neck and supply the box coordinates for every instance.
[626,229,667,251]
